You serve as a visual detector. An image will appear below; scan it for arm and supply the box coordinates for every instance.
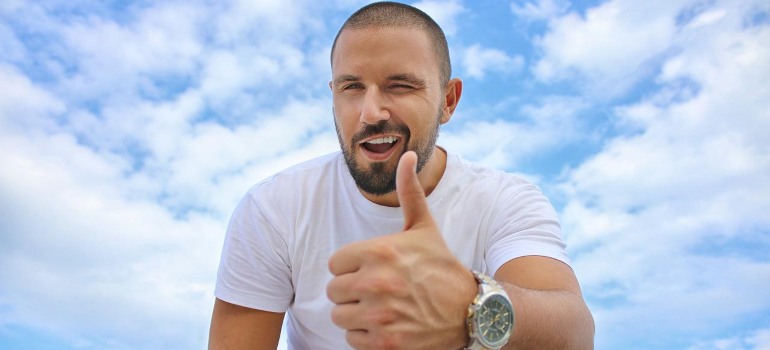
[327,152,594,349]
[496,256,595,350]
[211,187,293,349]
[208,298,285,350]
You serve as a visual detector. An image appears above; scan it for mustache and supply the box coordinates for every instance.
[351,120,410,144]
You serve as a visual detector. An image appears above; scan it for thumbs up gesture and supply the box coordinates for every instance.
[327,151,477,350]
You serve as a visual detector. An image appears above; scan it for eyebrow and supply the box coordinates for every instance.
[331,73,428,88]
[387,73,427,88]
[332,74,360,86]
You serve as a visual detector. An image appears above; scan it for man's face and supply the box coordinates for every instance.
[330,27,448,196]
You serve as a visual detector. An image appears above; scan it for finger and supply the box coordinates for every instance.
[330,302,366,330]
[345,329,370,350]
[327,272,360,304]
[396,151,434,230]
[328,240,366,276]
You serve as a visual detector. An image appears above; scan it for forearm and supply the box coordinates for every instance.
[501,282,594,350]
[208,299,285,350]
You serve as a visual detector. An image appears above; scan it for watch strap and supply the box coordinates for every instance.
[465,271,513,350]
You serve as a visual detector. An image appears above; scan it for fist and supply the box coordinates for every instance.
[326,151,477,350]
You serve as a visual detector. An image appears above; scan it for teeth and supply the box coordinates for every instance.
[366,136,398,144]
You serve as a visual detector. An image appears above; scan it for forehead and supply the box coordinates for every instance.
[331,27,439,80]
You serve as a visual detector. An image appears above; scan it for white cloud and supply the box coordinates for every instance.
[684,8,727,30]
[2,0,770,349]
[510,0,570,21]
[156,97,337,216]
[0,130,221,349]
[0,1,339,348]
[441,96,587,169]
[56,2,205,100]
[413,0,466,36]
[532,0,688,96]
[687,328,770,350]
[213,0,320,45]
[557,0,770,347]
[0,103,336,349]
[461,43,524,79]
[0,22,26,63]
[0,64,65,132]
[749,329,770,350]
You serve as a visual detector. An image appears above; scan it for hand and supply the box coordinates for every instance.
[327,151,477,350]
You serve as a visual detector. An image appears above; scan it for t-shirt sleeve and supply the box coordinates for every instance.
[214,189,293,312]
[485,181,570,277]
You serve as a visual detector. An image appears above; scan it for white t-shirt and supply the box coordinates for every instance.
[215,150,569,349]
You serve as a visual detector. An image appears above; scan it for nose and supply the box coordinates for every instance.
[359,87,390,125]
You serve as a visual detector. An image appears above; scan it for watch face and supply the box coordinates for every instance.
[477,294,514,347]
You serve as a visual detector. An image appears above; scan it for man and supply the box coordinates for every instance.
[209,2,594,349]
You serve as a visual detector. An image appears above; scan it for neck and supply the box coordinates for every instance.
[362,146,447,207]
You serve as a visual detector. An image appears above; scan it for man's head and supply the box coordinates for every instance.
[330,2,461,198]
[331,1,451,86]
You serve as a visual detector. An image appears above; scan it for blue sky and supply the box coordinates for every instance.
[1,0,769,349]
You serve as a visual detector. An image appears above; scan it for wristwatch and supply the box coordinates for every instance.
[465,271,515,350]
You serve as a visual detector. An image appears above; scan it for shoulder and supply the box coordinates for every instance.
[248,152,342,193]
[230,152,345,232]
[442,151,556,221]
[447,152,541,195]
[239,152,346,212]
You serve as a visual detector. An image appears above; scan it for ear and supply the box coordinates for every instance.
[328,80,334,91]
[440,78,463,124]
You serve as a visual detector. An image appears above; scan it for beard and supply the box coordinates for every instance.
[334,108,442,196]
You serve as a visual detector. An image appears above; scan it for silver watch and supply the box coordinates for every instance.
[465,271,514,350]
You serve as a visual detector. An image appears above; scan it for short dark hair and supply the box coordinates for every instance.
[330,1,451,86]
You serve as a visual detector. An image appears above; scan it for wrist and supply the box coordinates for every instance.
[464,271,515,350]
[451,268,478,349]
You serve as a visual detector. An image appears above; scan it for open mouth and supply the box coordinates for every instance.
[359,135,401,160]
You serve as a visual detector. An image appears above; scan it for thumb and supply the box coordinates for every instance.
[396,151,434,230]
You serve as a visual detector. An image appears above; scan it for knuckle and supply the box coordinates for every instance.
[328,257,337,274]
[360,274,403,295]
[345,331,365,349]
[367,240,399,262]
[330,306,344,327]
[326,280,335,300]
[326,277,343,302]
[368,306,397,326]
[375,332,402,350]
